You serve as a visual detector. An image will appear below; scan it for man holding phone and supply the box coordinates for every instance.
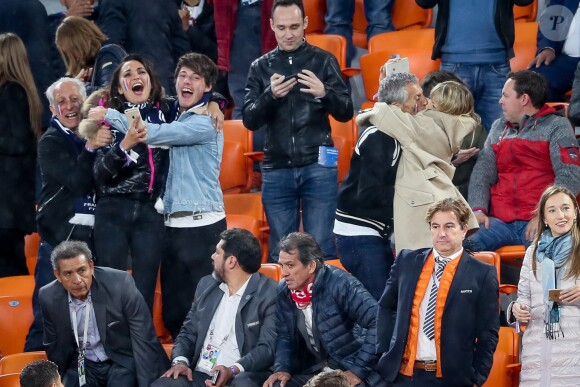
[243,0,353,263]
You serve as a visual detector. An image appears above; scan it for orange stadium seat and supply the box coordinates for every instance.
[483,327,521,387]
[306,34,360,77]
[223,193,270,262]
[368,28,435,54]
[220,120,257,194]
[0,276,34,357]
[514,0,538,23]
[514,21,538,46]
[496,245,526,267]
[0,352,47,375]
[0,374,20,387]
[24,233,40,275]
[510,40,537,71]
[330,117,356,183]
[259,263,283,282]
[226,214,262,245]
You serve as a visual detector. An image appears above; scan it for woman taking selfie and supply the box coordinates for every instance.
[0,33,42,277]
[92,55,172,311]
[509,185,580,385]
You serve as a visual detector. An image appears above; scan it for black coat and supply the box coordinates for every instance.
[243,42,353,169]
[37,121,96,246]
[0,82,37,233]
[96,0,190,94]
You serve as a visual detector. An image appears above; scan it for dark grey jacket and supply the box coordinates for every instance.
[171,273,277,372]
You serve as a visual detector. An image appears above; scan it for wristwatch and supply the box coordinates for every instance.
[171,359,188,367]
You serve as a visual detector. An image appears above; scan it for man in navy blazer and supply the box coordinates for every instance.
[39,240,169,387]
[152,228,277,387]
[377,198,499,386]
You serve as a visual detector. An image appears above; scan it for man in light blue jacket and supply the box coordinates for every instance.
[90,53,225,339]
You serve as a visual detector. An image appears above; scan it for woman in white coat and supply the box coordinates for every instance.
[509,185,580,386]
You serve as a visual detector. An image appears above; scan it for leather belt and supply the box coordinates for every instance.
[414,360,437,372]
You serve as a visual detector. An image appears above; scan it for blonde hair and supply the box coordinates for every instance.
[56,16,106,76]
[0,33,42,138]
[531,185,580,279]
[430,81,481,124]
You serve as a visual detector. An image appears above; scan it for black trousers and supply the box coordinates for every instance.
[62,359,135,387]
[0,228,28,277]
[161,219,226,338]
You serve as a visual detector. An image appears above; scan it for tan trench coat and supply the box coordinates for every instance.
[357,103,479,251]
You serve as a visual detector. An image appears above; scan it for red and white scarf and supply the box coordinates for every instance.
[290,277,314,309]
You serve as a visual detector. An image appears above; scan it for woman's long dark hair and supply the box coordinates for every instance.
[108,54,164,112]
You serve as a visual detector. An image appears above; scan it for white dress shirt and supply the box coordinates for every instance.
[416,248,463,361]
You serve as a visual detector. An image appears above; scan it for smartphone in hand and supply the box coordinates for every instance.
[124,107,141,128]
[549,289,562,302]
[384,57,410,76]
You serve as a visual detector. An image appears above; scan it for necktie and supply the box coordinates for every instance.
[423,256,449,340]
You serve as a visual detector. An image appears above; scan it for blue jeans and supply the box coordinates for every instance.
[325,0,394,65]
[440,62,510,132]
[532,54,580,101]
[336,234,393,300]
[468,217,531,251]
[262,163,338,262]
[94,197,165,312]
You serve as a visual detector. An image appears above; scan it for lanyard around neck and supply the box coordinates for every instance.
[71,297,90,351]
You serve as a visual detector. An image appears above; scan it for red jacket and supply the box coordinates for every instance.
[469,105,580,222]
[210,0,276,71]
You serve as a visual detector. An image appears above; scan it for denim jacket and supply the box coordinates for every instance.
[104,106,224,214]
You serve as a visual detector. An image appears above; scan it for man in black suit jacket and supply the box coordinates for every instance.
[377,198,499,386]
[152,228,277,387]
[39,240,169,387]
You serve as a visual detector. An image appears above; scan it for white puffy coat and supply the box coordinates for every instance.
[515,245,580,386]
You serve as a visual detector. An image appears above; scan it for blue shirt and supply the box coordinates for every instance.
[442,0,507,63]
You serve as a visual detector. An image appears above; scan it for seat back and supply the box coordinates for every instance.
[24,233,40,275]
[0,352,47,375]
[0,374,20,387]
[259,263,283,282]
[495,245,526,267]
[226,214,262,241]
[360,49,440,101]
[223,193,269,262]
[220,120,254,194]
[0,276,35,356]
[510,40,537,71]
[306,33,347,70]
[330,117,355,183]
[483,326,520,387]
[304,0,326,34]
[368,28,435,54]
[546,102,569,117]
[514,0,538,23]
[472,251,501,283]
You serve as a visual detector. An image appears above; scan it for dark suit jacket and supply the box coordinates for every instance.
[39,267,169,387]
[377,249,499,386]
[171,273,277,372]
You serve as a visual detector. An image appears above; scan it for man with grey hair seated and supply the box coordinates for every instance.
[39,240,169,386]
[25,77,112,351]
[333,72,427,300]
